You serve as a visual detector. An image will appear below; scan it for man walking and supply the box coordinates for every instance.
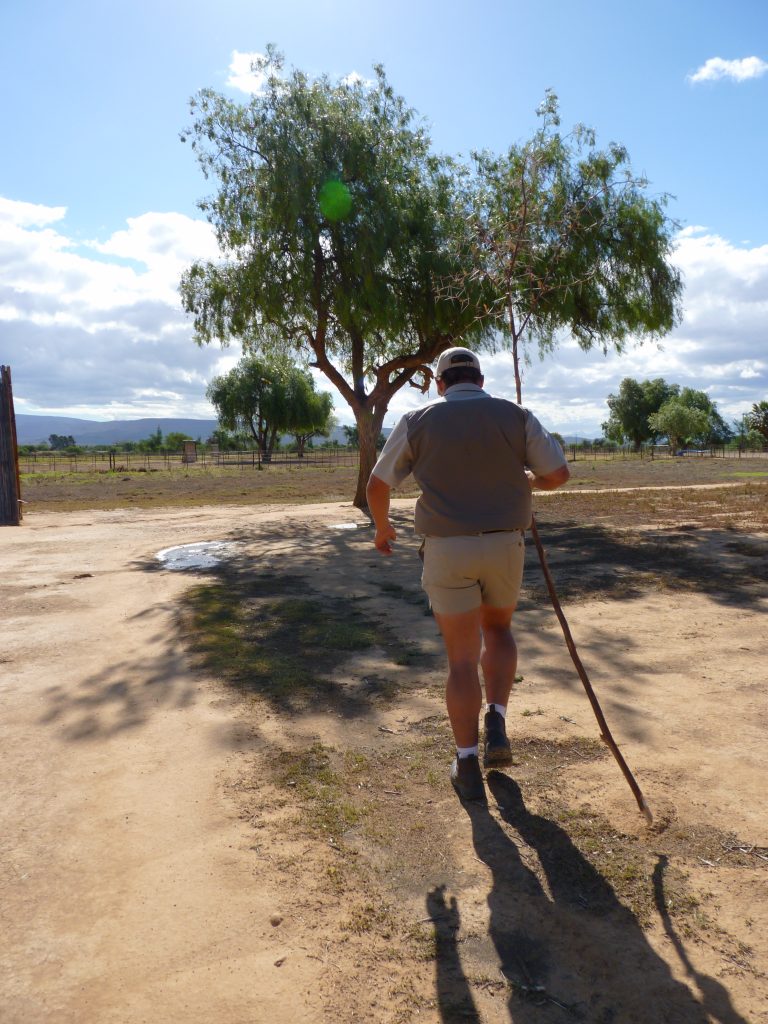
[366,347,569,802]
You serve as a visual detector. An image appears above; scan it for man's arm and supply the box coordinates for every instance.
[526,464,570,490]
[366,473,397,554]
[523,410,571,491]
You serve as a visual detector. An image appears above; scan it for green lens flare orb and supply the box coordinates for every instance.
[319,179,352,221]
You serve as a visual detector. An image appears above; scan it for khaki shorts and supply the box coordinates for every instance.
[421,531,525,615]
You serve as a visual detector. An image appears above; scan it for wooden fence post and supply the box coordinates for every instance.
[0,365,22,525]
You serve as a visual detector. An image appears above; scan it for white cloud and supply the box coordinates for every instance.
[341,71,374,88]
[0,196,67,228]
[688,56,768,84]
[226,50,269,95]
[0,196,239,419]
[89,212,220,291]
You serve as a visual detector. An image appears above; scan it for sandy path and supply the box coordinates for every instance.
[2,500,767,1022]
[0,505,338,1023]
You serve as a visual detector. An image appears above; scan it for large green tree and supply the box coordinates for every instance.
[676,388,732,444]
[282,368,334,456]
[459,92,683,404]
[207,355,334,460]
[603,377,679,449]
[746,400,768,442]
[207,355,286,459]
[648,400,709,452]
[181,51,490,506]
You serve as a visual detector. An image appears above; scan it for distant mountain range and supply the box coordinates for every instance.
[15,415,221,446]
[15,414,357,447]
[15,413,591,447]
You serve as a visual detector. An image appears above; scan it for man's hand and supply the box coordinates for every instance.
[367,473,397,554]
[374,523,397,555]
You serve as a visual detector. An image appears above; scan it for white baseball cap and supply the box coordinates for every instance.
[434,347,482,379]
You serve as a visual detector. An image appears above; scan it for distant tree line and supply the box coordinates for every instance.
[602,380,767,451]
[17,393,766,459]
[18,424,341,457]
[19,428,204,456]
[18,360,338,458]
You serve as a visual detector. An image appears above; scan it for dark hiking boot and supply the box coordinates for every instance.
[450,754,486,802]
[483,708,514,768]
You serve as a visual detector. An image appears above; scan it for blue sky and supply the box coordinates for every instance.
[1,0,766,435]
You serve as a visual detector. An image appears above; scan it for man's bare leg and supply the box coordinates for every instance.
[480,605,517,707]
[479,605,517,766]
[433,607,487,800]
[433,608,483,748]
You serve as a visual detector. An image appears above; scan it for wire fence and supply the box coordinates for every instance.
[567,444,768,461]
[16,442,768,475]
[17,447,361,474]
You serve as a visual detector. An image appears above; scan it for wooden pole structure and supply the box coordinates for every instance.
[0,365,22,525]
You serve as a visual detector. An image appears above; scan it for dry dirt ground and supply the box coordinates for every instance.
[1,467,767,1023]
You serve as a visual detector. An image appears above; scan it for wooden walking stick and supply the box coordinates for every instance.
[513,362,653,823]
[528,514,653,824]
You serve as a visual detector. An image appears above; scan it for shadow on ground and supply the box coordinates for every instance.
[426,774,749,1023]
[38,505,766,742]
[525,518,768,608]
[31,507,763,1021]
[37,605,198,741]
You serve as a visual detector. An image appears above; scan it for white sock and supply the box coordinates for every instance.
[487,703,507,719]
[456,744,479,759]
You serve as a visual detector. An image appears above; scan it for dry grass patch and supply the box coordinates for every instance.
[537,481,768,532]
[261,717,764,956]
[178,573,410,714]
[21,454,768,516]
[21,463,368,511]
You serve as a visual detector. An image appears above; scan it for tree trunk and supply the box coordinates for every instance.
[507,304,523,406]
[353,407,386,510]
[263,426,279,464]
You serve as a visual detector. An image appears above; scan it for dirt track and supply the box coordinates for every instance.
[1,496,767,1022]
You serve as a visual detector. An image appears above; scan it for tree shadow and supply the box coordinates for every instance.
[524,520,768,609]
[319,506,768,612]
[174,561,404,718]
[39,516,433,740]
[35,503,764,743]
[425,774,749,1022]
[37,616,198,741]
